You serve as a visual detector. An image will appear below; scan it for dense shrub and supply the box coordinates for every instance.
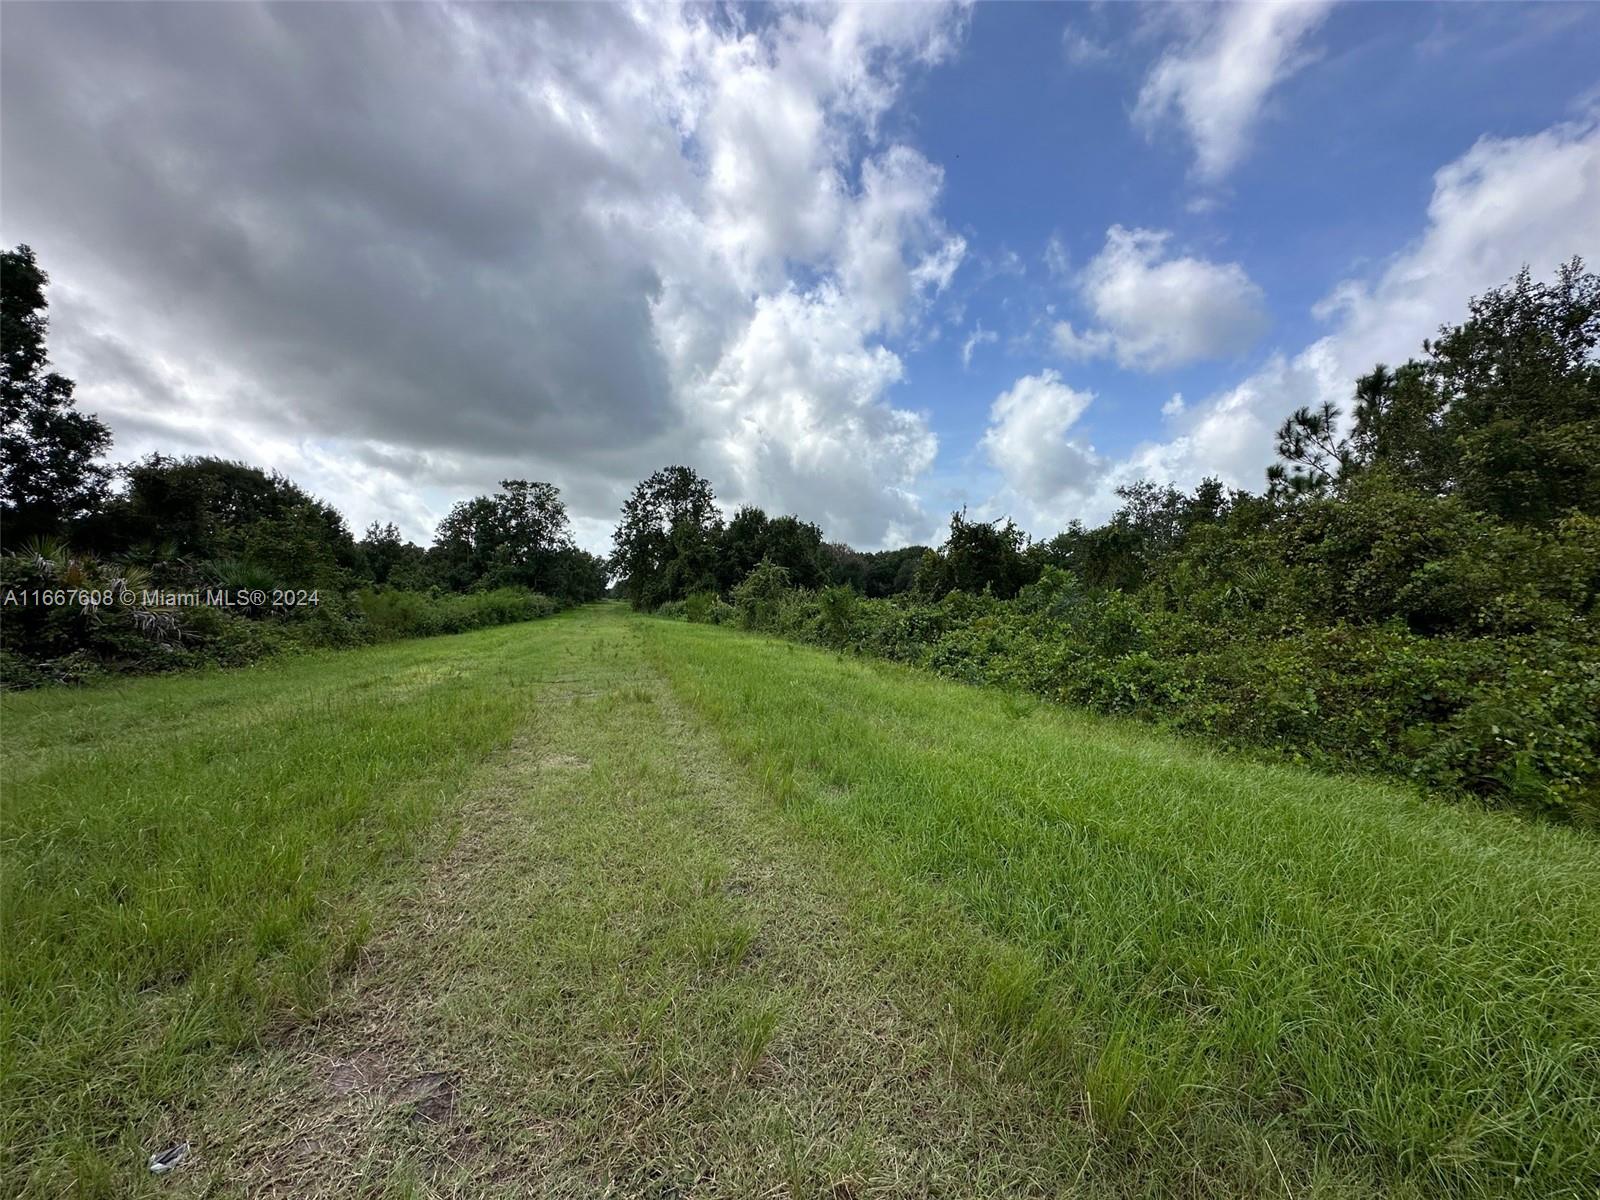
[659,575,1599,821]
[1,542,564,689]
[681,590,734,625]
[732,559,792,630]
[352,586,557,639]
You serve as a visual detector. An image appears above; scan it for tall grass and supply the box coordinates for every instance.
[6,605,1597,1196]
[642,618,1600,1197]
[0,616,574,1196]
[353,586,558,640]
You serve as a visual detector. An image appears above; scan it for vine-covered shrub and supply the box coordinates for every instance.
[354,586,557,639]
[658,580,1599,821]
[0,543,563,687]
[682,590,735,625]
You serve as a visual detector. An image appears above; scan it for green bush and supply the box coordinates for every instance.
[733,559,792,630]
[1,549,562,689]
[683,590,735,624]
[354,587,556,639]
[817,585,858,646]
[721,572,1599,821]
[657,592,736,625]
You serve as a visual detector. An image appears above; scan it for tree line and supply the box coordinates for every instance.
[5,238,1598,818]
[1,244,609,682]
[639,260,1600,819]
[619,260,1598,619]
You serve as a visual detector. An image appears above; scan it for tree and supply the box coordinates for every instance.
[917,510,1036,599]
[1038,520,1145,592]
[718,506,825,591]
[762,515,827,589]
[1406,259,1599,522]
[96,454,359,587]
[822,541,867,592]
[358,520,427,586]
[1268,259,1600,522]
[544,545,609,604]
[823,542,926,596]
[1,245,113,543]
[432,480,575,593]
[611,465,722,609]
[886,549,924,595]
[1026,479,1232,594]
[718,505,770,591]
[1266,400,1351,500]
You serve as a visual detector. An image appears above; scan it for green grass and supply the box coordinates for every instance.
[3,604,1597,1197]
[640,618,1600,1197]
[0,616,580,1196]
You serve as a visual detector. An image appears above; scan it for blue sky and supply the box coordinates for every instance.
[893,1,1600,521]
[3,2,1598,549]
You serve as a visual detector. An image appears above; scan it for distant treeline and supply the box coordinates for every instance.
[644,261,1600,821]
[1,244,606,684]
[4,242,1598,819]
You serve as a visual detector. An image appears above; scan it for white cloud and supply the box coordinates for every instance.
[1062,27,1112,67]
[1051,320,1114,362]
[1044,234,1072,279]
[2,2,969,550]
[1162,392,1185,416]
[1135,1,1334,183]
[961,322,998,368]
[838,145,967,332]
[1054,225,1268,370]
[680,284,937,546]
[1095,115,1600,508]
[980,370,1106,522]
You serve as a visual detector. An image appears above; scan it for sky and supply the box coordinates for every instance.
[3,2,1598,553]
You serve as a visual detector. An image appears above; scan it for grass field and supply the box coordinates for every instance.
[2,604,1597,1198]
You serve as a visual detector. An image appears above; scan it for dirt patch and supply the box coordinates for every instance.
[538,753,589,770]
[181,729,554,1196]
[391,1072,457,1123]
[324,1052,391,1098]
[321,1055,455,1123]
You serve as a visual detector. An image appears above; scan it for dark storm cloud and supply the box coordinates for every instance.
[1,2,681,470]
[3,1,975,547]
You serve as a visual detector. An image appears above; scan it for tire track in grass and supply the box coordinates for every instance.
[180,607,1345,1198]
[638,615,1600,1199]
[2,618,582,1199]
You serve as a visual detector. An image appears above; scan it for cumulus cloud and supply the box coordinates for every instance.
[1053,226,1268,370]
[0,2,968,548]
[1100,115,1600,505]
[980,370,1106,521]
[680,285,937,546]
[1135,1,1334,182]
[837,146,967,331]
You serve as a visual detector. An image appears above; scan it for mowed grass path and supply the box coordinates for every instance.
[2,619,569,1195]
[3,605,1597,1197]
[644,620,1600,1197]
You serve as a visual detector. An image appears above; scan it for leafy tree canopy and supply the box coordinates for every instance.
[93,454,359,587]
[611,465,722,609]
[1270,258,1600,522]
[916,510,1035,600]
[718,505,827,592]
[1,245,113,543]
[433,479,579,594]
